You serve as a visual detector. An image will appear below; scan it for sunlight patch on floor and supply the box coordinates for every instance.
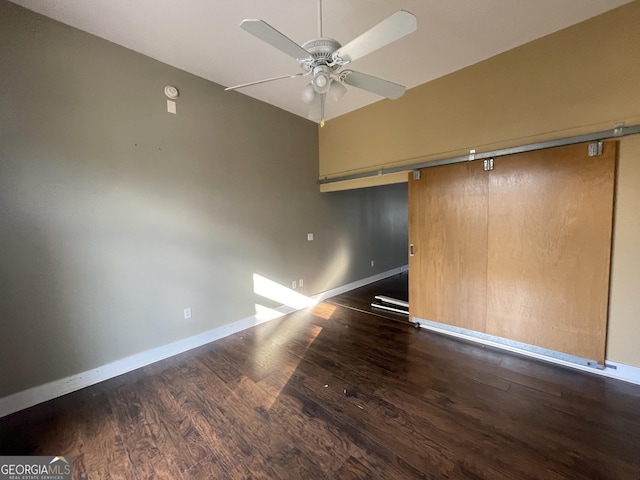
[261,323,323,410]
[311,302,337,320]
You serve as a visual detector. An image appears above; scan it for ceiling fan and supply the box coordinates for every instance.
[225,0,417,126]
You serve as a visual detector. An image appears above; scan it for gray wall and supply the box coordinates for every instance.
[0,1,408,399]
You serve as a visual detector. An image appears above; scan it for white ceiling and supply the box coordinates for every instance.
[11,0,633,122]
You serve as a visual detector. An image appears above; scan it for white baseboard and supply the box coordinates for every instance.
[602,360,640,385]
[0,265,407,419]
[416,321,640,386]
[312,265,407,303]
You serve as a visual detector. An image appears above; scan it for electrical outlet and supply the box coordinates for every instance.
[292,280,297,289]
[299,279,304,287]
[307,233,314,241]
[371,260,375,267]
[184,307,191,319]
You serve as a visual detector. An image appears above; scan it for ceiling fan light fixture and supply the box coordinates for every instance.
[301,83,316,104]
[312,74,331,94]
[311,65,332,94]
[315,74,328,88]
[329,80,347,101]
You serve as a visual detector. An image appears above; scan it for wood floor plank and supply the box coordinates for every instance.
[108,381,184,480]
[275,379,432,480]
[161,358,321,479]
[154,362,257,476]
[72,393,134,480]
[137,369,213,475]
[180,454,229,480]
[218,370,351,474]
[190,358,330,479]
[331,455,373,480]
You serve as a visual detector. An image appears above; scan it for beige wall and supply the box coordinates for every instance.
[608,134,640,366]
[319,1,640,180]
[319,1,640,367]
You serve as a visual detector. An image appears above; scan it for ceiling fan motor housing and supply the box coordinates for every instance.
[301,38,342,94]
[300,38,342,69]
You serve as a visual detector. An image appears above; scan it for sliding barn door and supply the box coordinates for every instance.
[409,141,616,364]
[485,142,616,363]
[408,162,488,332]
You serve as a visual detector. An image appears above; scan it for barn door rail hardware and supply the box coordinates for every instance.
[319,123,640,184]
[483,158,494,171]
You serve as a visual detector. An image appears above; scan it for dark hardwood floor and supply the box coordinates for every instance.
[1,274,640,479]
[327,271,410,324]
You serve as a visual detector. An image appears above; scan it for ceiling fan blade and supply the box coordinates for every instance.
[240,19,313,61]
[225,72,307,91]
[340,70,405,99]
[332,11,417,64]
[308,93,326,123]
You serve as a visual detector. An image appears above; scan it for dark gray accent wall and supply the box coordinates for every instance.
[0,1,408,398]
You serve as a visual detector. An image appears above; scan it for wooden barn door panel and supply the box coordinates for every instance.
[409,162,488,332]
[485,142,616,363]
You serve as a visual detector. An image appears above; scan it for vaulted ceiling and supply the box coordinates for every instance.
[10,0,633,121]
